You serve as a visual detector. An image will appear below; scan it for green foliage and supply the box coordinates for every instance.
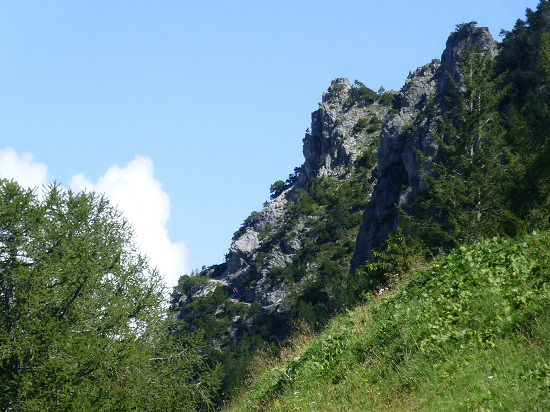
[353,118,369,133]
[172,272,291,400]
[268,168,302,201]
[270,264,302,283]
[330,79,346,91]
[367,118,382,132]
[140,327,223,411]
[270,180,286,200]
[345,80,378,107]
[236,168,375,343]
[348,227,418,300]
[0,180,220,411]
[353,116,381,134]
[228,232,550,411]
[176,272,211,296]
[309,178,368,245]
[538,32,550,80]
[383,234,550,350]
[453,21,479,35]
[497,0,550,105]
[494,1,550,225]
[409,41,513,250]
[378,91,394,106]
[402,123,416,134]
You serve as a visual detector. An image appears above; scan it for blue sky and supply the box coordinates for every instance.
[0,1,540,287]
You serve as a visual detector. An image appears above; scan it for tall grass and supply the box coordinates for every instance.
[225,231,550,411]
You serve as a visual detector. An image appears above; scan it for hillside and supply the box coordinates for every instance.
[227,231,550,411]
[4,3,550,411]
[169,1,550,408]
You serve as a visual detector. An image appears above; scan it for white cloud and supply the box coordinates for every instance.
[0,147,187,289]
[71,155,188,288]
[0,147,49,189]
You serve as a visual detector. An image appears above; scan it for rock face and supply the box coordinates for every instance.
[351,25,497,269]
[302,78,387,184]
[172,78,388,328]
[212,77,388,317]
[171,25,498,342]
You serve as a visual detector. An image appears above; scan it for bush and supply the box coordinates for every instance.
[346,80,378,107]
[357,149,378,169]
[353,118,369,133]
[270,180,286,199]
[379,92,395,106]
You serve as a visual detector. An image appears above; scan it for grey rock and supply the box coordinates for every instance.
[352,26,498,270]
[302,78,387,185]
[173,25,500,344]
[206,76,386,319]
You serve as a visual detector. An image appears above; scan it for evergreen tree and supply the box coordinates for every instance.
[497,0,550,224]
[412,40,511,249]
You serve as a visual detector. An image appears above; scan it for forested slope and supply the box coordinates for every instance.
[3,1,550,410]
[171,1,550,408]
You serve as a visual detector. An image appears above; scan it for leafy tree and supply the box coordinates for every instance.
[0,180,219,411]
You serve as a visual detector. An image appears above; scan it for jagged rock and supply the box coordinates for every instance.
[172,25,500,347]
[302,78,387,185]
[438,25,498,91]
[207,79,385,315]
[352,26,497,270]
[172,77,384,324]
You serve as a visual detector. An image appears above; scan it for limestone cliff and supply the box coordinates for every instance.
[352,25,498,269]
[223,78,385,311]
[171,78,388,329]
[171,24,499,343]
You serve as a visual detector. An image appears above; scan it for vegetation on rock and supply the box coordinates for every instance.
[3,2,550,410]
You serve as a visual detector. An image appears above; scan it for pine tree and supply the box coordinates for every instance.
[412,41,511,249]
[496,1,550,225]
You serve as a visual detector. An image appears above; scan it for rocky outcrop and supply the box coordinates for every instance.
[301,78,388,184]
[351,25,498,270]
[171,24,499,343]
[172,78,387,323]
[214,78,386,317]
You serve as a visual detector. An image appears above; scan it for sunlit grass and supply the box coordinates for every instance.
[225,232,550,411]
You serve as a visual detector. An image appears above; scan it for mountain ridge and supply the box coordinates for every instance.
[171,24,496,324]
[170,2,550,401]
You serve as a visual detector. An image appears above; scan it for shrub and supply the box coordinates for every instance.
[353,118,369,133]
[379,92,395,106]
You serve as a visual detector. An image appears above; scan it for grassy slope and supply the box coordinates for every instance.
[225,231,550,411]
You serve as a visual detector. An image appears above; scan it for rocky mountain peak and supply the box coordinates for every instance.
[302,78,390,185]
[439,24,498,90]
[172,76,387,326]
[352,25,500,270]
[172,23,502,346]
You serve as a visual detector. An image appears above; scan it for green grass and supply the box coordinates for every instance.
[225,231,550,411]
